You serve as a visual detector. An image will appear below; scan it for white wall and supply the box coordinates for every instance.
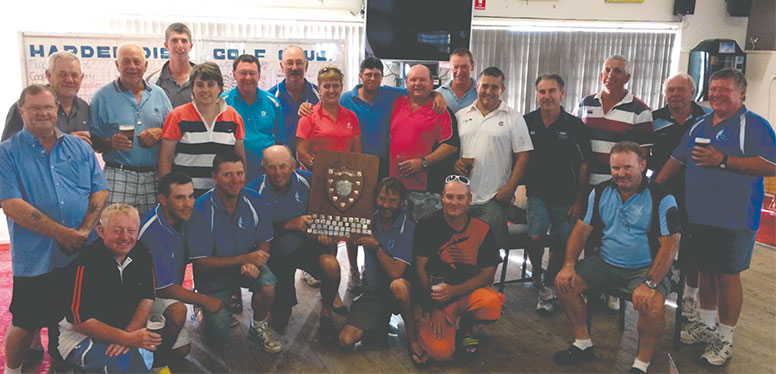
[745,51,776,125]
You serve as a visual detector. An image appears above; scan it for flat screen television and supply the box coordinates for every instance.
[365,0,473,62]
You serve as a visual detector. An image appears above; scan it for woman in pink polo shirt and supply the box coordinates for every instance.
[296,66,361,171]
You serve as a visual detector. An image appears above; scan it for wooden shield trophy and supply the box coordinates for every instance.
[307,150,380,240]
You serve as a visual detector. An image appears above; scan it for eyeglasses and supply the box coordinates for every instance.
[445,175,470,185]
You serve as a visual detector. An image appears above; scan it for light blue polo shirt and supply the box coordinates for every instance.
[672,106,776,231]
[0,129,109,276]
[190,187,274,293]
[436,78,477,114]
[222,87,285,181]
[268,79,319,155]
[138,204,189,289]
[583,180,678,269]
[90,79,172,166]
[367,209,415,292]
[247,170,311,256]
[340,85,407,161]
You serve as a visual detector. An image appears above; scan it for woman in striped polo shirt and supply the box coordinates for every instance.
[159,62,246,197]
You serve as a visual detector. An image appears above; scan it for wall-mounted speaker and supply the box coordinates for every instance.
[726,0,753,17]
[674,0,695,15]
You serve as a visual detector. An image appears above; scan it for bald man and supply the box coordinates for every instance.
[389,65,459,222]
[90,42,173,218]
[268,46,320,155]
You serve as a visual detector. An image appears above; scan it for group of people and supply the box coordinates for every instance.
[1,21,774,374]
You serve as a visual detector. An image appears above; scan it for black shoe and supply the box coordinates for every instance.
[552,344,595,366]
[319,317,338,342]
[628,367,646,373]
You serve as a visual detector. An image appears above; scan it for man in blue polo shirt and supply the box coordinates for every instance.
[657,68,776,366]
[90,42,173,218]
[338,177,419,358]
[553,141,681,374]
[247,145,343,340]
[223,54,284,181]
[139,172,224,372]
[0,84,109,374]
[189,151,281,353]
[436,48,478,114]
[268,45,319,156]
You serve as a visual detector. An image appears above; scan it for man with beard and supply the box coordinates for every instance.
[269,46,319,156]
[338,177,419,358]
[553,141,680,374]
[657,68,776,366]
[189,152,281,353]
[146,23,195,108]
[139,173,223,372]
[3,52,92,145]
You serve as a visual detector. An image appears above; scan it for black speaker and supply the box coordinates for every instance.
[726,0,753,17]
[674,0,695,15]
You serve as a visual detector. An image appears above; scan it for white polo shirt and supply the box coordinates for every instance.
[456,101,534,205]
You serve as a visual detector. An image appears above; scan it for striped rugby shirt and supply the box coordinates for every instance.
[162,98,245,196]
[574,91,653,185]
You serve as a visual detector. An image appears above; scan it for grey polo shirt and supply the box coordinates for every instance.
[2,96,89,142]
[146,61,194,108]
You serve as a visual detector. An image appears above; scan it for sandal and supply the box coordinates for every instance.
[461,336,480,355]
[409,344,430,369]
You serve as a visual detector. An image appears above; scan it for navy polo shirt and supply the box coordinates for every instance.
[247,170,311,256]
[367,209,415,292]
[340,85,407,161]
[524,107,593,205]
[190,188,274,293]
[583,179,679,269]
[139,204,190,290]
[268,79,319,155]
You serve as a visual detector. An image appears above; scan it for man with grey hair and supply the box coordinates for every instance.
[649,73,711,323]
[90,42,173,218]
[3,52,91,145]
[574,54,653,311]
[0,84,109,374]
[657,68,776,366]
[146,23,195,108]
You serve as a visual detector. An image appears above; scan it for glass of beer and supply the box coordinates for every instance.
[694,137,711,148]
[147,314,165,336]
[430,273,445,292]
[119,125,135,149]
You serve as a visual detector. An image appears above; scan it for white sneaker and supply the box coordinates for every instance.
[301,271,321,287]
[701,336,732,366]
[536,285,556,314]
[249,320,282,353]
[681,321,717,344]
[681,297,699,322]
[607,295,620,311]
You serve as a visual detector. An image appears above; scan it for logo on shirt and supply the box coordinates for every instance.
[498,121,504,127]
[346,122,353,130]
[237,216,249,229]
[387,240,396,250]
[716,129,730,143]
[261,111,267,117]
[556,131,568,140]
[463,118,472,124]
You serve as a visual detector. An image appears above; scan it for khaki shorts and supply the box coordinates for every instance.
[151,297,190,350]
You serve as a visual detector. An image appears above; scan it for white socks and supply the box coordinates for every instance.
[4,364,22,374]
[717,323,735,342]
[632,358,650,372]
[698,308,717,328]
[684,285,698,300]
[573,338,593,350]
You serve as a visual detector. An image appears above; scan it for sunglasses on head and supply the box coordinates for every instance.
[445,174,470,185]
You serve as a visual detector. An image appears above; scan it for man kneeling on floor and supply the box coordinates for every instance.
[339,177,419,351]
[188,151,281,353]
[413,175,505,365]
[58,204,161,373]
[553,141,681,373]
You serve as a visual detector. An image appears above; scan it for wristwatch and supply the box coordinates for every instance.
[643,277,658,289]
[421,157,429,169]
[719,154,728,169]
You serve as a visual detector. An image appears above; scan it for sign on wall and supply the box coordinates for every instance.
[19,33,349,102]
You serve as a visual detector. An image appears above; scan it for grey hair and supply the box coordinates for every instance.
[604,54,630,75]
[663,73,696,94]
[46,52,80,74]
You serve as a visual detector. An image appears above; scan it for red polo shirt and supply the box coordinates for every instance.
[389,96,453,191]
[296,103,360,154]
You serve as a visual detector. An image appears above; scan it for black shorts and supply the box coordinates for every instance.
[686,224,756,274]
[10,267,69,330]
[268,239,331,311]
